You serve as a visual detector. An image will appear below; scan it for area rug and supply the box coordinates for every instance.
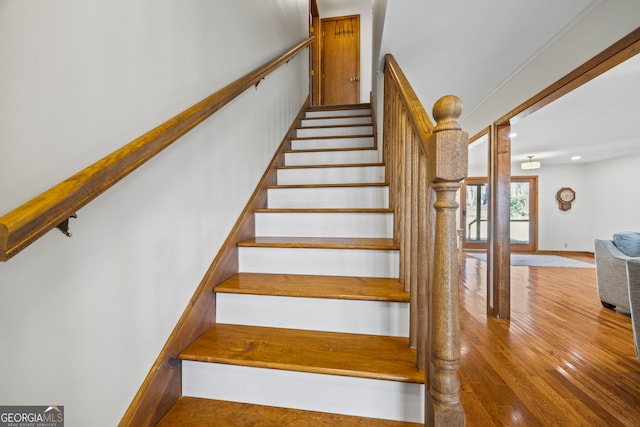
[467,253,595,268]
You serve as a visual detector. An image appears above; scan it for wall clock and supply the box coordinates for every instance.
[556,187,576,211]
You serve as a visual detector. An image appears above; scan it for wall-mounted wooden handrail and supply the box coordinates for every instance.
[0,37,313,262]
[383,54,467,426]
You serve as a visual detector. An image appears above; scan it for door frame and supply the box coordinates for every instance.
[310,0,320,105]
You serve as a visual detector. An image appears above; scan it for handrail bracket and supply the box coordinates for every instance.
[56,213,77,237]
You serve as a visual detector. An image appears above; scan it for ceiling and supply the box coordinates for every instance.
[509,52,640,167]
[469,52,640,169]
[316,0,640,170]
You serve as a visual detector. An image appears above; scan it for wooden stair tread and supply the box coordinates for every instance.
[180,324,424,383]
[307,103,371,111]
[238,237,399,250]
[298,123,372,130]
[267,182,388,189]
[157,397,422,427]
[285,146,375,153]
[303,113,372,120]
[215,273,409,302]
[277,162,384,169]
[254,208,393,213]
[291,134,373,141]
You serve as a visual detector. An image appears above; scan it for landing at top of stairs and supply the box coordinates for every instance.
[156,397,422,427]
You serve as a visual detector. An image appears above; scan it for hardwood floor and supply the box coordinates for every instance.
[459,253,640,426]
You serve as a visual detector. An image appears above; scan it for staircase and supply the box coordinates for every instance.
[156,104,424,426]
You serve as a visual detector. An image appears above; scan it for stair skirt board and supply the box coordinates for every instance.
[301,116,372,127]
[296,125,373,138]
[238,247,399,278]
[276,164,384,185]
[290,136,375,150]
[216,293,409,337]
[267,186,388,209]
[182,361,424,423]
[305,108,371,118]
[284,149,380,166]
[254,211,393,238]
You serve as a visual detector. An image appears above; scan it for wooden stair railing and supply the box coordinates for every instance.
[383,54,467,426]
[0,37,313,262]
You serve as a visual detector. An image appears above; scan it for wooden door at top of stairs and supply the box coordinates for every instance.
[321,14,360,105]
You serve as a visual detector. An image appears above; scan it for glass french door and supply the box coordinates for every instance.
[461,176,537,252]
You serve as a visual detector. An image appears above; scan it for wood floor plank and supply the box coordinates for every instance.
[180,324,424,383]
[215,273,409,302]
[459,253,640,426]
[156,397,422,427]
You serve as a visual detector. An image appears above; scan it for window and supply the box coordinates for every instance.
[461,176,538,252]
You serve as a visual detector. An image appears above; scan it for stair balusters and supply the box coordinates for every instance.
[383,54,467,426]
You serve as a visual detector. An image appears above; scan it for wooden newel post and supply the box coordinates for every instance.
[426,95,467,426]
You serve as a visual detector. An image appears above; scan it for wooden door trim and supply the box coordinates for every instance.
[310,0,321,105]
[488,123,511,319]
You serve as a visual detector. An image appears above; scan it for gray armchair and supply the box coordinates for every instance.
[594,239,636,310]
[627,259,640,361]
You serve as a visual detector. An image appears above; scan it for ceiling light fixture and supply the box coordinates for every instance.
[521,155,541,170]
[571,155,582,160]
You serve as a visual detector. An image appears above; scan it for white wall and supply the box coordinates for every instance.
[512,164,592,251]
[469,154,640,252]
[317,0,373,102]
[587,153,640,240]
[0,1,309,426]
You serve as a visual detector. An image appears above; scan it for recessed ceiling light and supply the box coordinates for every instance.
[509,132,517,138]
[571,156,581,161]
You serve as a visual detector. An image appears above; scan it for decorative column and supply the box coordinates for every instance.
[426,95,467,427]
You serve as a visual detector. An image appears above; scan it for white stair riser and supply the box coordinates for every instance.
[277,165,384,185]
[216,294,409,337]
[239,247,399,278]
[182,362,424,423]
[267,186,388,209]
[255,212,392,238]
[285,150,379,166]
[305,108,370,118]
[301,116,372,127]
[296,125,372,138]
[291,136,374,150]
